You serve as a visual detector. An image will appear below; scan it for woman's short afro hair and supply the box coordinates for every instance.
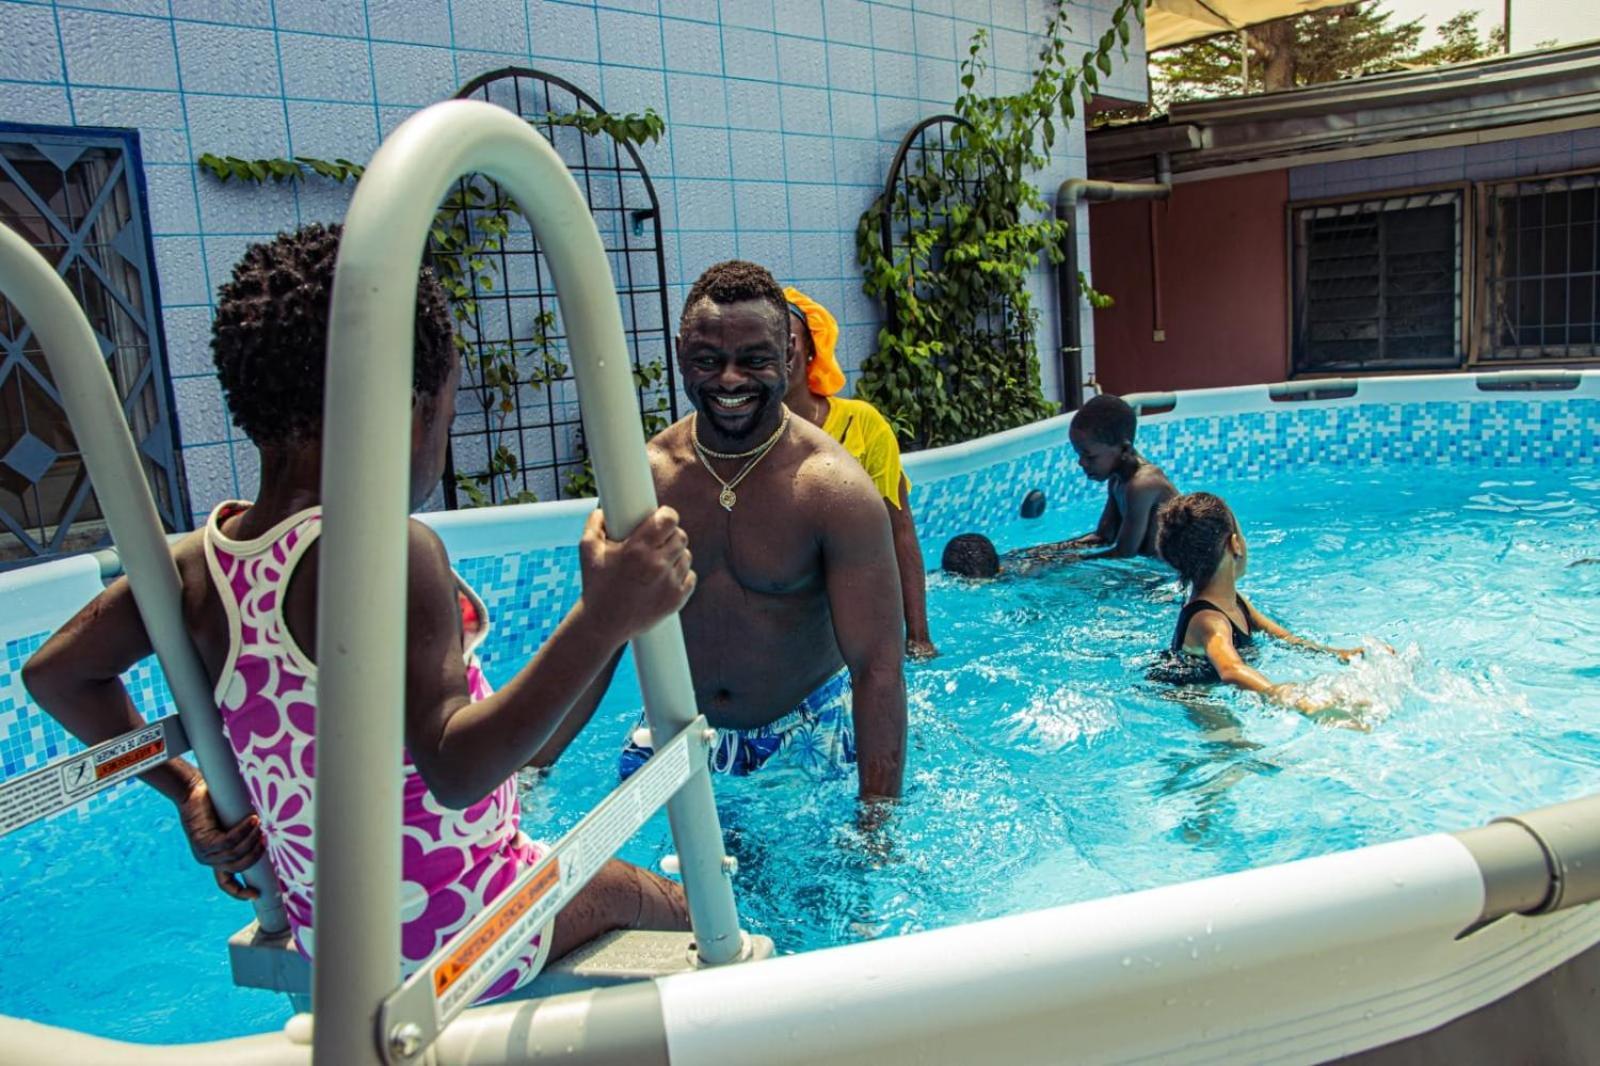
[1069,393,1138,447]
[211,223,455,446]
[1156,492,1238,587]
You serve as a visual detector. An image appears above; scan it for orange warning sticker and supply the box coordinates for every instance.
[59,722,172,799]
[96,739,165,780]
[433,858,560,999]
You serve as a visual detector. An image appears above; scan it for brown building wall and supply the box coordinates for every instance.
[1088,169,1289,395]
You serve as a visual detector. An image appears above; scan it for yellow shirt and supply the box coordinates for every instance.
[821,396,909,508]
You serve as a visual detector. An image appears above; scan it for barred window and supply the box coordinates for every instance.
[1290,191,1463,374]
[1481,171,1599,362]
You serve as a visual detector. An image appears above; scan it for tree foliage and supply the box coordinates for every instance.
[1410,10,1507,67]
[1150,3,1506,109]
[855,0,1142,449]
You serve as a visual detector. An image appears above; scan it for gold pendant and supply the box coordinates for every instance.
[719,487,737,511]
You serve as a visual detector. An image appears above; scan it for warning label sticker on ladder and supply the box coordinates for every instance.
[0,770,69,837]
[431,857,562,1018]
[0,718,183,838]
[61,722,169,797]
[573,734,689,889]
[61,724,168,797]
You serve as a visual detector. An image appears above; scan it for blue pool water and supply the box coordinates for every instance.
[3,463,1598,1042]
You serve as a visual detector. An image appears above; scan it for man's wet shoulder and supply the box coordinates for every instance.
[646,417,696,463]
[793,434,882,512]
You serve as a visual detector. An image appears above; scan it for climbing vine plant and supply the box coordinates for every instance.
[558,353,671,500]
[855,0,1141,448]
[197,108,669,506]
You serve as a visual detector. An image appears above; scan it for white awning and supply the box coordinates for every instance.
[1147,0,1357,51]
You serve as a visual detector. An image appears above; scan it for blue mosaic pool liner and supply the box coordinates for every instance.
[3,396,1597,813]
[912,398,1600,549]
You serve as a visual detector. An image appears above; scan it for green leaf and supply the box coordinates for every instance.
[847,9,1074,448]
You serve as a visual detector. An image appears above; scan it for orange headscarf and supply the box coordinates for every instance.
[783,286,845,397]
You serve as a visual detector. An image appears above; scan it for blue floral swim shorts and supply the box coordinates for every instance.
[618,668,855,781]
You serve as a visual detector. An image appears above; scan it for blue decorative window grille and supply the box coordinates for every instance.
[0,124,186,568]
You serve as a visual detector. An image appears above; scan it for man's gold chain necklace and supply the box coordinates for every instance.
[691,410,790,511]
[691,404,791,459]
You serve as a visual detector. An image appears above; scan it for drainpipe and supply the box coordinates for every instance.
[1056,156,1172,410]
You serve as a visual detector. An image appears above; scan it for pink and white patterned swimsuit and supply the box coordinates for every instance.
[202,502,550,1000]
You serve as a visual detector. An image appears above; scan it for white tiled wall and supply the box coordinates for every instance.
[0,0,1146,523]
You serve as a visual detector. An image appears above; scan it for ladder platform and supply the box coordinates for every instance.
[228,922,774,998]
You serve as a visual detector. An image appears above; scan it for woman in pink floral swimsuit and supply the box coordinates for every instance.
[25,224,692,999]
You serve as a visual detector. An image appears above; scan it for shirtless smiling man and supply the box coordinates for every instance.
[541,261,907,803]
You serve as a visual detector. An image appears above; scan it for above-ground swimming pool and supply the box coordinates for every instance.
[2,371,1598,1059]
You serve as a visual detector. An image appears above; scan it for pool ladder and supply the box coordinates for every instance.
[0,99,763,1066]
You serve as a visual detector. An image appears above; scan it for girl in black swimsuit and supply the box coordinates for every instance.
[1154,493,1366,721]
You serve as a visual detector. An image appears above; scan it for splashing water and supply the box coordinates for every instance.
[683,465,1600,952]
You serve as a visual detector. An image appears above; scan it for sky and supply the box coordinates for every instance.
[1380,0,1596,51]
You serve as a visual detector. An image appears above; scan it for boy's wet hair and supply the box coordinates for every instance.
[683,260,787,323]
[1070,394,1137,447]
[1156,492,1237,586]
[211,223,455,446]
[942,533,1000,579]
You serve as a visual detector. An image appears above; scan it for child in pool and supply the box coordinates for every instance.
[22,224,691,1000]
[941,533,1001,578]
[1013,394,1178,566]
[940,533,1061,579]
[1153,492,1366,721]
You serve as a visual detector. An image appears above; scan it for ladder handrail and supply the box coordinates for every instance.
[315,99,746,1066]
[0,222,288,935]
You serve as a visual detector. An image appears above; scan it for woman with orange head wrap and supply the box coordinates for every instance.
[783,287,937,660]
